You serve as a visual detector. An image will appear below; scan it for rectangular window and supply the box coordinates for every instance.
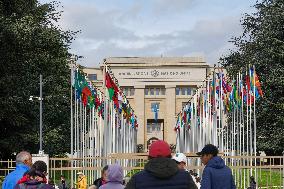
[177,86,194,96]
[150,88,154,95]
[124,88,128,96]
[191,87,197,95]
[156,88,160,95]
[122,87,135,96]
[145,88,149,95]
[187,88,191,95]
[88,74,97,81]
[161,88,165,95]
[182,88,186,95]
[176,88,180,95]
[145,86,165,96]
[147,122,162,133]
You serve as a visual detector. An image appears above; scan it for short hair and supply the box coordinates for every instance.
[16,151,31,164]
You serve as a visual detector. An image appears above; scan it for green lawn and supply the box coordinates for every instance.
[233,169,283,188]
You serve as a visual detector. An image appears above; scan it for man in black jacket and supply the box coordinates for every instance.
[125,140,197,189]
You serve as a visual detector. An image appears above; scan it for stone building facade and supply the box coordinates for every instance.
[83,57,211,151]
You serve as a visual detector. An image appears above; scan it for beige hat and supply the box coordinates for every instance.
[77,172,84,175]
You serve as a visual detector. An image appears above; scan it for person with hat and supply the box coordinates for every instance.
[99,164,124,189]
[75,172,87,189]
[197,144,236,189]
[125,140,197,189]
[172,153,201,188]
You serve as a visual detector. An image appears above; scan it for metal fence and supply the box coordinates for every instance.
[1,155,283,189]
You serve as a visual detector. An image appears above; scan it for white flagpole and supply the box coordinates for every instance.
[253,65,257,180]
[249,66,253,176]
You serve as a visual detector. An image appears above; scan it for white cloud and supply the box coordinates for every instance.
[45,0,252,67]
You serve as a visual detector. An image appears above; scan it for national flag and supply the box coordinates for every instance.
[254,73,263,97]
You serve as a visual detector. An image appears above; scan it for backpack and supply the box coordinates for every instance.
[18,183,46,189]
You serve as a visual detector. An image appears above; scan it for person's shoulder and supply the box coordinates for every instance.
[94,177,101,184]
[132,170,147,177]
[172,169,192,182]
[224,165,233,173]
[5,169,17,178]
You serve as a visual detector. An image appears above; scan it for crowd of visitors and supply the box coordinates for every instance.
[2,141,238,189]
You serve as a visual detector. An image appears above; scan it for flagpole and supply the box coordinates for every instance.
[249,65,253,176]
[70,60,74,188]
[253,65,257,180]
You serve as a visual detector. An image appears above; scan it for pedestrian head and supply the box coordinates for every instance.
[196,144,219,165]
[16,151,32,167]
[106,164,123,183]
[102,165,108,180]
[172,153,187,170]
[27,160,48,181]
[148,140,171,159]
[77,172,84,178]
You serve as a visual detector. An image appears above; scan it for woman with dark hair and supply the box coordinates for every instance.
[14,160,53,189]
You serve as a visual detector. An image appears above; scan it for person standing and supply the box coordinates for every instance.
[99,164,124,189]
[125,140,197,189]
[2,151,32,189]
[14,160,53,189]
[93,165,108,188]
[247,176,256,189]
[58,175,68,189]
[172,153,201,188]
[75,172,87,189]
[197,144,236,189]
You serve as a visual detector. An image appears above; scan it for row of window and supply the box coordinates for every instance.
[122,87,135,96]
[145,87,166,96]
[87,74,196,96]
[176,87,195,96]
[147,122,162,133]
[113,86,196,96]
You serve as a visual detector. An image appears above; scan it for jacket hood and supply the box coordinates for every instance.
[107,164,123,183]
[206,156,225,169]
[145,157,179,179]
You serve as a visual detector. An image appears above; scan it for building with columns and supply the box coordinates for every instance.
[83,57,211,151]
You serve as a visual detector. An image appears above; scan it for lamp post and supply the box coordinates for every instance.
[29,74,43,154]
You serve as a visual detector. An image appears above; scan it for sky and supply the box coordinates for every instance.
[40,0,256,67]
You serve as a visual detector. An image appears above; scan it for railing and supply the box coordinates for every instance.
[0,155,283,188]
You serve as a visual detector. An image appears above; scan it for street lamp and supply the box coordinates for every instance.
[29,74,44,155]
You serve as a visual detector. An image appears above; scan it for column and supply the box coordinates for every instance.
[165,85,176,145]
[134,85,145,151]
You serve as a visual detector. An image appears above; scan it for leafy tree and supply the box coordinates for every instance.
[0,0,77,158]
[221,0,284,155]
